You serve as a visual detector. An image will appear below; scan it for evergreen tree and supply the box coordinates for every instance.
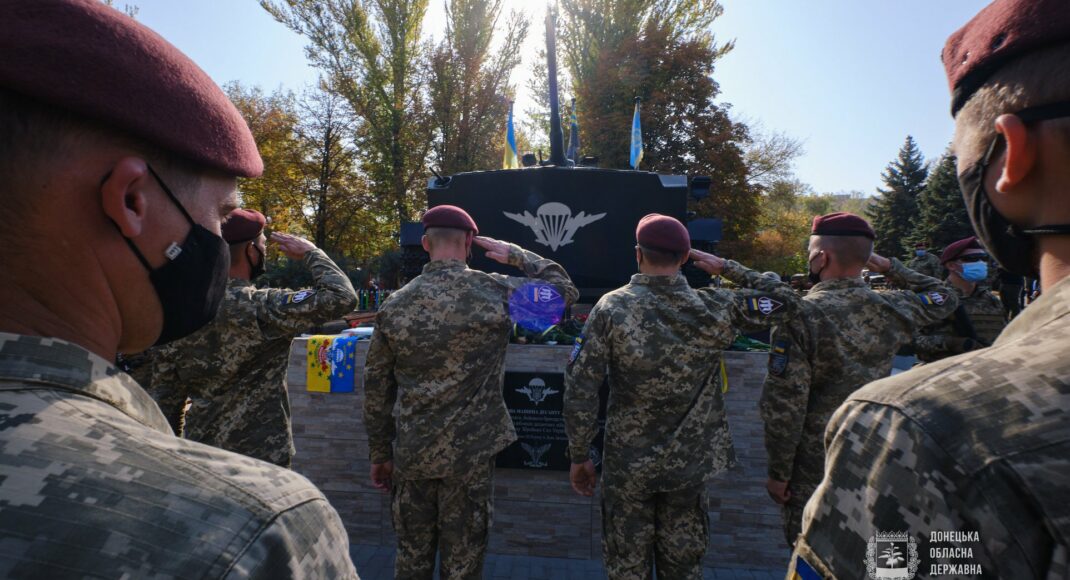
[910,150,973,251]
[867,136,928,258]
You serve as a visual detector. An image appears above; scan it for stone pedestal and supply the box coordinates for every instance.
[286,340,788,568]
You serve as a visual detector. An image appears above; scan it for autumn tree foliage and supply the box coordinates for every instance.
[428,0,528,174]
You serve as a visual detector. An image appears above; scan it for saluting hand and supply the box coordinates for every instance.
[371,461,394,493]
[866,253,892,273]
[473,236,512,265]
[271,232,317,260]
[689,249,726,276]
[570,460,598,497]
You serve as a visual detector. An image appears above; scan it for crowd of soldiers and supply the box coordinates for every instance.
[0,0,1068,578]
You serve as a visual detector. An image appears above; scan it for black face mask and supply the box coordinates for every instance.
[119,165,230,346]
[807,254,823,285]
[249,244,266,280]
[960,101,1070,278]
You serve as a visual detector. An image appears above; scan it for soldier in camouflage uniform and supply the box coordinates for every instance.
[760,212,958,548]
[790,2,1070,577]
[906,242,944,279]
[0,2,357,576]
[364,205,577,580]
[913,236,1006,363]
[564,214,802,580]
[145,209,357,467]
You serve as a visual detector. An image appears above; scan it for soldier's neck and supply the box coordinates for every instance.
[948,274,976,295]
[0,281,118,361]
[1038,236,1070,293]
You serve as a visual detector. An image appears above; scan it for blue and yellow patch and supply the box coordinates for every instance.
[743,295,784,315]
[791,554,823,580]
[917,290,949,306]
[284,289,316,305]
[769,339,790,376]
[569,335,584,364]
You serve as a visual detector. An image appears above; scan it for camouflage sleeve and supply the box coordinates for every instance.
[715,260,802,333]
[363,312,397,464]
[225,498,359,578]
[758,317,811,482]
[256,249,358,340]
[883,258,960,327]
[564,302,610,464]
[143,347,188,436]
[912,329,955,361]
[789,400,1009,579]
[488,243,580,307]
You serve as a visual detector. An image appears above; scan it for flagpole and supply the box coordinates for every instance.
[545,10,566,166]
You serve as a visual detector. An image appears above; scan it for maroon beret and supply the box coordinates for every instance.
[221,209,266,244]
[915,242,928,248]
[941,236,985,263]
[0,0,262,177]
[944,0,1070,116]
[636,214,690,255]
[810,212,876,239]
[422,205,478,234]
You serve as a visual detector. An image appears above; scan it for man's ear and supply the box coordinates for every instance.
[100,157,152,238]
[421,235,431,253]
[994,113,1039,193]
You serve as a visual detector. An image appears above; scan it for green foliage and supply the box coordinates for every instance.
[910,150,973,251]
[262,0,433,228]
[428,0,529,174]
[867,136,928,259]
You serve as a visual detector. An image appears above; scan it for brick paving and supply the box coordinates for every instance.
[350,544,786,580]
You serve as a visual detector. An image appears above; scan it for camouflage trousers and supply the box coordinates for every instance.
[391,460,494,580]
[780,482,817,548]
[601,484,709,580]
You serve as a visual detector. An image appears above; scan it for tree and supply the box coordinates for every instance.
[749,179,813,274]
[867,136,928,258]
[262,0,434,229]
[744,125,805,191]
[910,149,973,250]
[428,0,528,174]
[521,47,568,155]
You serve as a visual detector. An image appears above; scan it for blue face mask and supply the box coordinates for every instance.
[915,250,926,257]
[960,261,988,282]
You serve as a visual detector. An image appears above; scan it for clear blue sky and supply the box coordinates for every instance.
[129,0,986,195]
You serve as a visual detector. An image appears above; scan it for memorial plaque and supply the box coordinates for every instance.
[496,371,607,471]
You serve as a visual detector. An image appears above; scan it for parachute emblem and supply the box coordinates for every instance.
[503,202,606,251]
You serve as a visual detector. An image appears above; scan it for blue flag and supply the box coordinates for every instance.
[503,102,519,169]
[630,98,643,169]
[566,98,580,163]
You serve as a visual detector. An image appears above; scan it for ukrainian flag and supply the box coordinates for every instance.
[630,97,643,170]
[503,101,519,169]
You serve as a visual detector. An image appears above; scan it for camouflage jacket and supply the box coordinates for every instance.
[564,261,801,494]
[759,259,959,487]
[907,252,944,279]
[146,249,357,467]
[364,244,578,480]
[790,274,1070,580]
[0,333,358,579]
[913,283,1006,362]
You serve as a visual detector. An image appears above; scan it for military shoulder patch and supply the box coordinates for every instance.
[917,290,949,306]
[568,336,584,364]
[284,289,316,305]
[769,339,790,376]
[743,295,784,315]
[791,554,823,580]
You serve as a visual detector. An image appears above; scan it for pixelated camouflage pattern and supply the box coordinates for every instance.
[391,460,494,580]
[913,284,1006,362]
[146,249,357,467]
[791,274,1070,580]
[565,260,801,495]
[0,332,358,579]
[363,244,577,480]
[759,259,959,544]
[601,484,708,580]
[907,252,944,279]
